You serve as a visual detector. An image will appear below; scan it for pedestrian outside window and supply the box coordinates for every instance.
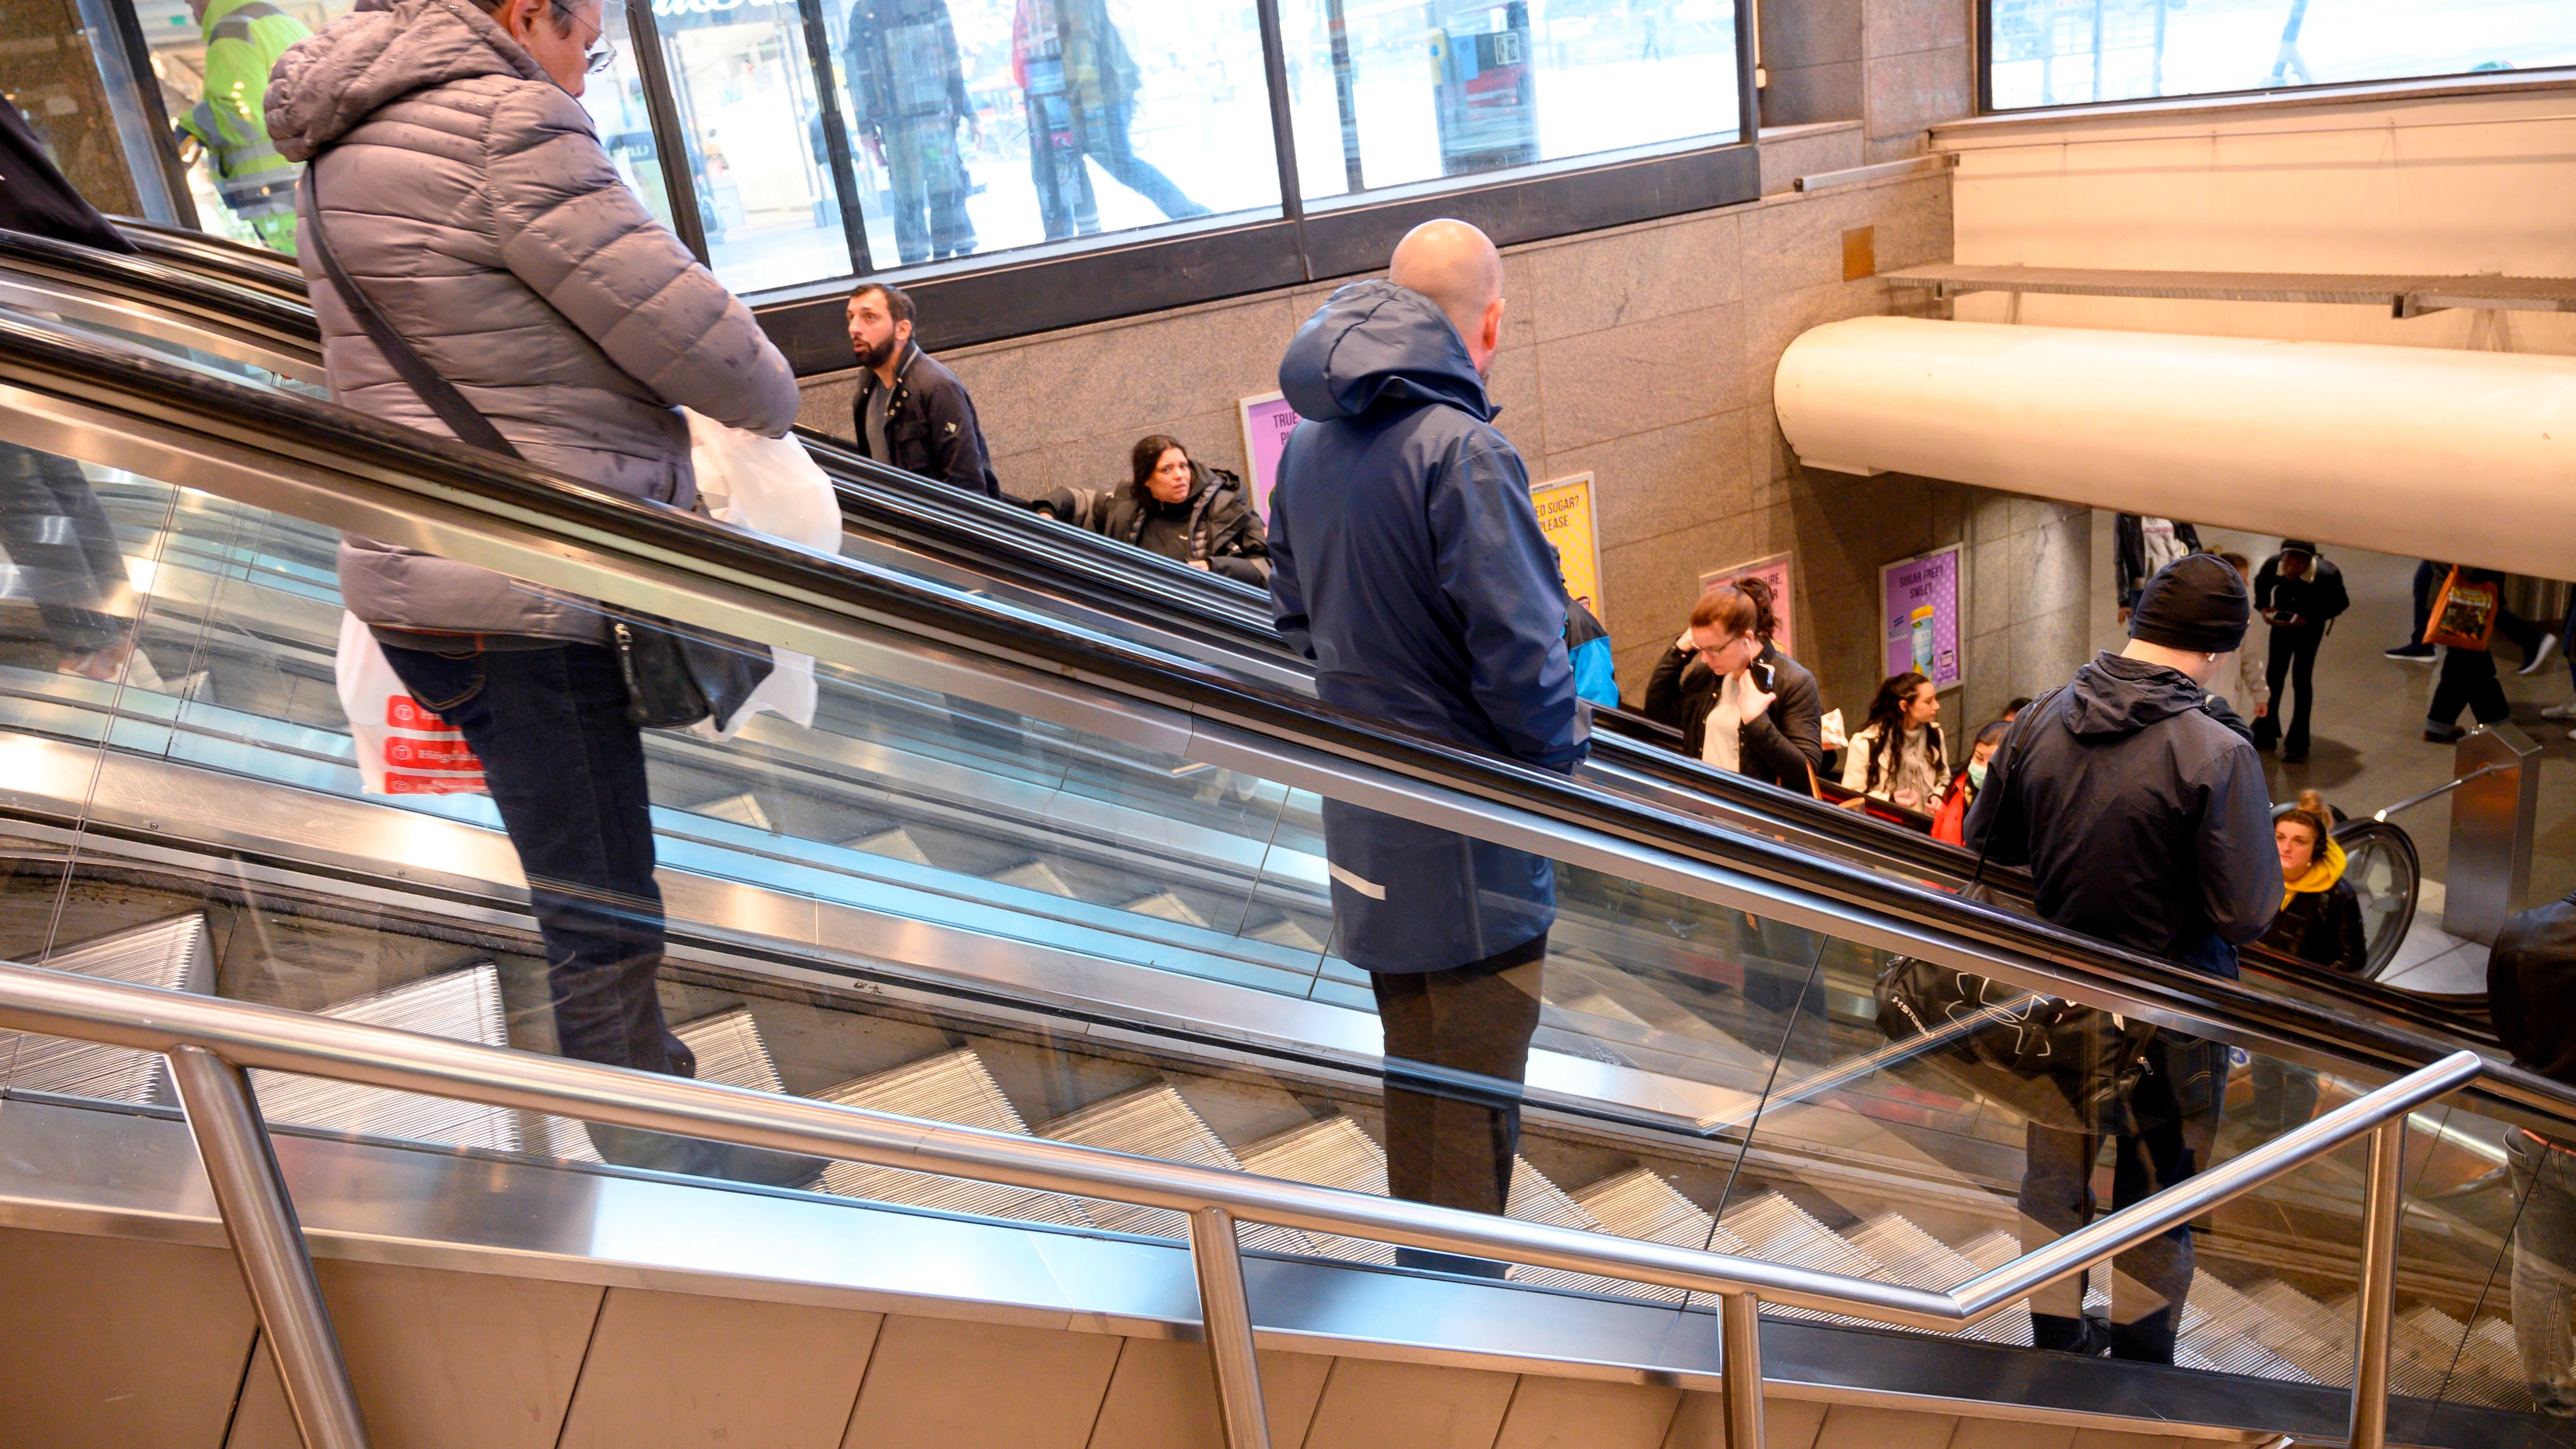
[581,16,684,234]
[1987,0,2576,111]
[1274,0,1742,205]
[143,0,360,254]
[829,0,1278,273]
[648,0,855,294]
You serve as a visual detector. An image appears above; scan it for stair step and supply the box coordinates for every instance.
[1507,1158,1654,1299]
[1039,1083,1313,1254]
[1246,917,1325,953]
[0,915,213,1104]
[1120,890,1209,928]
[1720,1193,1883,1325]
[846,827,932,866]
[1236,1115,1395,1265]
[676,1007,786,1095]
[1846,1214,2030,1346]
[688,791,772,832]
[249,965,519,1153]
[991,859,1076,897]
[816,1048,1094,1227]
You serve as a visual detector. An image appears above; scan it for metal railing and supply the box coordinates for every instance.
[0,958,2486,1449]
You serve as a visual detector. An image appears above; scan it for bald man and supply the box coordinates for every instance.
[1268,220,1585,1268]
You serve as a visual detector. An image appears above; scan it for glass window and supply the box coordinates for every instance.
[133,0,360,254]
[648,0,854,293]
[822,0,1282,271]
[1987,0,2576,111]
[1275,0,1741,205]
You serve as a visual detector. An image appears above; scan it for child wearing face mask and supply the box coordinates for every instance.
[1931,718,2012,845]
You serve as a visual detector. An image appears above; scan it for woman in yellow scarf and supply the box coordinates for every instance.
[2257,792,2366,974]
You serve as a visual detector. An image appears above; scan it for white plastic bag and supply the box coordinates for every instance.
[335,611,488,796]
[1818,708,1848,753]
[683,410,841,740]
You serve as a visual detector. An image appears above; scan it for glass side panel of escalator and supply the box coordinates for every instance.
[0,300,2559,1423]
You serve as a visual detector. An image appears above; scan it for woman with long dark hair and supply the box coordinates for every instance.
[1069,434,1271,584]
[1643,575,1822,792]
[1841,670,1947,812]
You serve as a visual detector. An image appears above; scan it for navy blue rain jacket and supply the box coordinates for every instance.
[1269,280,1587,974]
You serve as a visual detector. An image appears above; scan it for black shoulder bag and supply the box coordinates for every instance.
[300,171,771,731]
[1869,687,2159,1134]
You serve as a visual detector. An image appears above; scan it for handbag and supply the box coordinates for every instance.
[1868,686,2160,1134]
[299,171,772,731]
[2423,566,2501,651]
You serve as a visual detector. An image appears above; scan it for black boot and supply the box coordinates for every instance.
[2109,1308,2178,1365]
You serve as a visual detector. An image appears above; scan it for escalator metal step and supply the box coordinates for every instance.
[846,828,932,866]
[1847,1214,2032,1346]
[0,914,212,1104]
[816,1048,1094,1227]
[2324,1293,2455,1400]
[990,859,1077,897]
[1719,1193,1885,1325]
[2450,1315,2524,1408]
[1245,917,1325,953]
[1119,891,1209,928]
[1235,1114,1397,1266]
[248,965,519,1152]
[675,1007,786,1094]
[1038,1083,1314,1254]
[1569,1166,1735,1307]
[687,792,774,832]
[1505,1157,1652,1299]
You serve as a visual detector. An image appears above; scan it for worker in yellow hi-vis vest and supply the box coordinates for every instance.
[173,0,311,252]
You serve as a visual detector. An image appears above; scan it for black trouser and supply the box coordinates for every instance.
[1372,934,1546,1273]
[376,640,683,1074]
[2430,646,2508,731]
[0,442,126,654]
[2018,1036,2222,1364]
[2259,623,2323,755]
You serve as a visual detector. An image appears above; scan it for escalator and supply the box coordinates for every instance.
[0,223,2477,1049]
[0,241,2568,1447]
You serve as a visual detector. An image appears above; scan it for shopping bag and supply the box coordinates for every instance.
[2423,567,2501,651]
[334,611,487,796]
[682,411,842,739]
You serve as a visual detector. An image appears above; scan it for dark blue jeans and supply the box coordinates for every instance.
[374,638,683,1075]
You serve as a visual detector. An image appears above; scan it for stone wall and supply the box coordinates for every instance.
[801,96,2098,736]
[1761,0,1977,165]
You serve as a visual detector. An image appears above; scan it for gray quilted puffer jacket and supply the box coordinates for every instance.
[266,0,799,642]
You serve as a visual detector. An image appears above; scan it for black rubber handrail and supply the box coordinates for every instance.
[1,308,2564,1139]
[5,236,2495,1052]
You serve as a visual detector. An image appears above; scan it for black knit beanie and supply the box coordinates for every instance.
[2129,552,2250,654]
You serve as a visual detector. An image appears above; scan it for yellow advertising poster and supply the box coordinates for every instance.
[1529,473,1602,624]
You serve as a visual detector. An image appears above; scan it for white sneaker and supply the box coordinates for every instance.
[2546,698,2576,720]
[2522,633,2562,675]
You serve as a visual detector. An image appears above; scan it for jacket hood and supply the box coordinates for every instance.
[267,0,549,162]
[1278,280,1495,424]
[2062,651,2211,741]
[2283,834,2348,902]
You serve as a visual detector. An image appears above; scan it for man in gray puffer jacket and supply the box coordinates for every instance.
[265,0,804,1163]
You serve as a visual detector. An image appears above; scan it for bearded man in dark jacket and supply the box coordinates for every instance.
[1966,552,2282,1366]
[1269,220,1585,1271]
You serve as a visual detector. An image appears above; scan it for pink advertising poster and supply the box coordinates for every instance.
[1880,544,1963,689]
[1237,393,1303,519]
[1699,552,1795,659]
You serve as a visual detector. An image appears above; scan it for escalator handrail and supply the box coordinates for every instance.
[0,228,320,352]
[11,232,2040,905]
[4,302,2565,1138]
[110,217,313,301]
[0,952,2487,1334]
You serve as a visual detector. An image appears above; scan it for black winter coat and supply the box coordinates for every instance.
[1965,652,2282,974]
[0,101,134,253]
[1082,466,1270,585]
[1642,640,1824,792]
[2254,552,2350,632]
[2492,892,2576,1151]
[2258,878,2366,973]
[851,341,1000,497]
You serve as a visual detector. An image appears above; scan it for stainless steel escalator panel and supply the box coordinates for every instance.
[0,914,212,1103]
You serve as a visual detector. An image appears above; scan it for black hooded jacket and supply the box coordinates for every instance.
[1964,652,2282,974]
[1,101,135,253]
[851,341,1000,498]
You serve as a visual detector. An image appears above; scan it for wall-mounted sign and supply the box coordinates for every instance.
[1237,392,1302,520]
[1881,544,1964,690]
[1528,473,1602,624]
[1700,551,1795,659]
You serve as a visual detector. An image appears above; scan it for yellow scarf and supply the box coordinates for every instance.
[2282,836,2348,910]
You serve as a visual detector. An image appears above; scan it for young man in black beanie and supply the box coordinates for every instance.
[1964,551,2283,1367]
